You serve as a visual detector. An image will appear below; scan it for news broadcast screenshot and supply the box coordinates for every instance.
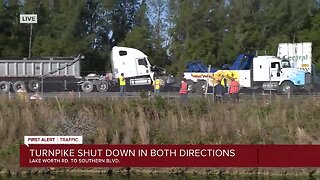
[1,0,320,179]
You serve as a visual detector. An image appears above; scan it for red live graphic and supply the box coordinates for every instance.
[20,145,320,167]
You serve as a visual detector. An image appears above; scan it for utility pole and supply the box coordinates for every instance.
[205,65,211,98]
[28,24,33,58]
[20,14,37,58]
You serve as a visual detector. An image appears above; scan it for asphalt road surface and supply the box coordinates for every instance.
[0,91,180,99]
[0,91,318,100]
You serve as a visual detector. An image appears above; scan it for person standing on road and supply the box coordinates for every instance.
[214,80,225,103]
[30,91,42,100]
[105,71,113,80]
[119,73,126,96]
[179,78,188,103]
[17,86,28,101]
[221,75,228,93]
[229,78,240,102]
[153,77,161,96]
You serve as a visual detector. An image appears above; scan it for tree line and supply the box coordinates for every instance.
[1,0,320,75]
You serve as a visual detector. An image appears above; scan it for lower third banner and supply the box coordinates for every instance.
[20,144,320,167]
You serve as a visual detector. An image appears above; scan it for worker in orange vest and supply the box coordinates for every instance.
[228,78,240,102]
[179,78,188,103]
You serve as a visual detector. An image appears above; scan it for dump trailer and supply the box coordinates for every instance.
[0,55,128,93]
[0,56,83,93]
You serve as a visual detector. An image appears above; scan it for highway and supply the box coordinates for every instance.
[0,91,318,100]
[0,91,180,99]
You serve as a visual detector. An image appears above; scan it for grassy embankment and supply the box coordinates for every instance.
[0,94,319,175]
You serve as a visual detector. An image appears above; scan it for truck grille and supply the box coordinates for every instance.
[305,72,312,84]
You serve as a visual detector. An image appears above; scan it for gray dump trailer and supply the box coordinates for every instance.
[0,55,116,93]
[0,56,82,93]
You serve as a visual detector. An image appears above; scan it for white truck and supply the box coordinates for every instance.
[183,53,311,94]
[0,46,175,93]
[277,42,320,91]
[80,46,175,93]
[250,55,310,94]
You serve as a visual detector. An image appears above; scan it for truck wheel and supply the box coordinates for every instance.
[279,81,295,94]
[28,80,40,92]
[253,87,264,95]
[96,81,109,92]
[0,81,10,93]
[81,81,94,93]
[13,81,26,92]
[187,80,195,93]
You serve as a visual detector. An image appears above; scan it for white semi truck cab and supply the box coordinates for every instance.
[252,56,309,94]
[80,46,156,92]
[111,46,154,86]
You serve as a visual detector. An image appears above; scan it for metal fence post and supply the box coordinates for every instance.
[205,65,211,98]
[41,76,44,98]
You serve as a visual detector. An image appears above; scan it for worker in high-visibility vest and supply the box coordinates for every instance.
[220,75,226,86]
[179,78,188,103]
[17,86,28,101]
[118,73,126,96]
[153,78,161,96]
[229,78,240,103]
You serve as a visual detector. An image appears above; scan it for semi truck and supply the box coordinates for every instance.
[183,49,312,94]
[81,46,177,93]
[0,46,176,93]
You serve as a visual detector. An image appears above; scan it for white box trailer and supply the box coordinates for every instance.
[277,42,312,73]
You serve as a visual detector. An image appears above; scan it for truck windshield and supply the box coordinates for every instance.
[281,60,291,68]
